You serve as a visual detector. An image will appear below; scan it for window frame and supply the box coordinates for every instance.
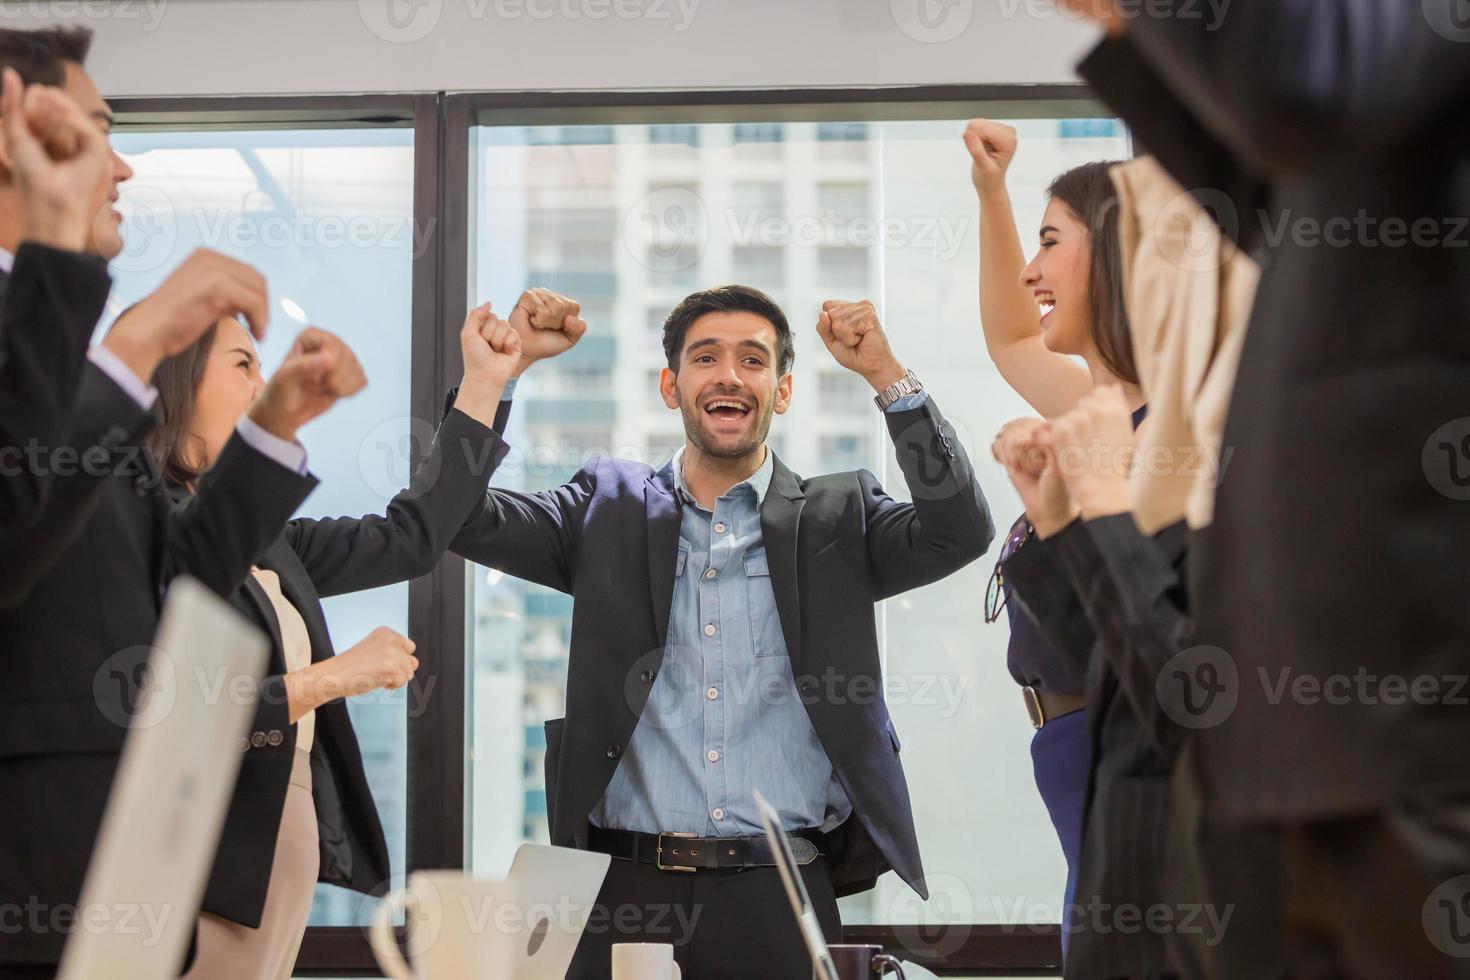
[109,83,1120,977]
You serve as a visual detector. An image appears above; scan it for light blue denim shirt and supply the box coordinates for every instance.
[590,389,928,837]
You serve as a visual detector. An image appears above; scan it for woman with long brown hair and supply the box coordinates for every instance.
[964,118,1146,966]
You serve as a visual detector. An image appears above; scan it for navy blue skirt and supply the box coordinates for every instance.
[1030,707,1091,958]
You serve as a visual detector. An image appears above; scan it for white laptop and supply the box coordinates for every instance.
[57,576,269,980]
[505,842,612,979]
[756,790,839,980]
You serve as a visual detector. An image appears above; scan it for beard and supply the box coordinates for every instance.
[677,388,775,461]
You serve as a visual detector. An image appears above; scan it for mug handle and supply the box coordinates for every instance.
[871,953,906,979]
[368,888,418,980]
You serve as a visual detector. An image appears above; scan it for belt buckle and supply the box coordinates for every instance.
[656,832,699,873]
[1022,686,1047,730]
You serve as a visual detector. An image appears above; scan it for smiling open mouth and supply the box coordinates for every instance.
[704,398,752,421]
[1036,291,1056,321]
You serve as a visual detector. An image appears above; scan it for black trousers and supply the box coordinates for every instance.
[1173,779,1470,980]
[566,853,842,980]
[1280,792,1470,980]
[1168,752,1288,980]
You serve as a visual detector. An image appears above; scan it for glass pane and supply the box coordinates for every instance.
[466,116,1129,945]
[106,128,416,926]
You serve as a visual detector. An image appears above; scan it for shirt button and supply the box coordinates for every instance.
[713,522,727,534]
[711,807,725,820]
[704,568,717,580]
[703,624,716,637]
[707,749,720,763]
[707,687,719,700]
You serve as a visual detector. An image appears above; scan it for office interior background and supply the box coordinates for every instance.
[42,1,1137,974]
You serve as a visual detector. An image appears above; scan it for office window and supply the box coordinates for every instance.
[730,180,784,224]
[107,128,415,928]
[468,116,1129,948]
[818,181,872,225]
[648,123,701,164]
[818,123,871,163]
[818,371,872,416]
[817,245,871,294]
[732,244,785,289]
[650,124,700,146]
[732,122,784,162]
[818,433,870,472]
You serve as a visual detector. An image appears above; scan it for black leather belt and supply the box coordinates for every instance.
[587,825,824,873]
[1022,686,1086,730]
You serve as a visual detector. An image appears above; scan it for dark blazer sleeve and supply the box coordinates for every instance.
[1117,0,1470,173]
[1077,36,1272,253]
[0,244,112,529]
[0,361,154,609]
[163,432,319,600]
[442,385,514,435]
[449,436,599,596]
[1001,520,1098,683]
[862,396,995,601]
[1050,514,1193,759]
[280,408,507,597]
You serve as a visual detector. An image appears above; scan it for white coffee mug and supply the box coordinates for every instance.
[611,941,683,980]
[369,871,515,980]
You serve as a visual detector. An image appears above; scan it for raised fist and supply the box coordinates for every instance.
[1039,384,1136,518]
[963,119,1018,195]
[816,299,906,392]
[0,67,113,254]
[508,287,587,365]
[993,418,1076,537]
[460,302,524,392]
[249,327,367,442]
[322,626,419,700]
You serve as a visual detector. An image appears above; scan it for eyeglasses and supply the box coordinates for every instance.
[984,514,1034,624]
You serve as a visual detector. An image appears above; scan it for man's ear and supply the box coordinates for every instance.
[659,366,680,410]
[773,371,794,415]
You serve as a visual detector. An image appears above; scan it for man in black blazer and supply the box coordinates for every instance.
[0,28,134,530]
[0,26,272,606]
[1059,2,1470,974]
[453,285,994,979]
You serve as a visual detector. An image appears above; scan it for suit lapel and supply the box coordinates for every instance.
[761,455,806,674]
[645,465,682,649]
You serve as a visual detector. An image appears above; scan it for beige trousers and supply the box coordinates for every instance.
[185,748,319,980]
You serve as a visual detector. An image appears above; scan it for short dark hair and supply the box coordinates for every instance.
[662,284,795,375]
[1046,161,1138,386]
[0,27,93,88]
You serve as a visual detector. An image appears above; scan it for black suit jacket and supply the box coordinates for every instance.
[0,245,113,571]
[1078,9,1470,821]
[199,406,506,927]
[451,396,993,899]
[0,385,316,968]
[1004,517,1190,980]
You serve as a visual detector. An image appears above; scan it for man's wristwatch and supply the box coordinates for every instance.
[873,369,924,410]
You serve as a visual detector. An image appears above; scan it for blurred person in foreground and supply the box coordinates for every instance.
[1054,1,1470,975]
